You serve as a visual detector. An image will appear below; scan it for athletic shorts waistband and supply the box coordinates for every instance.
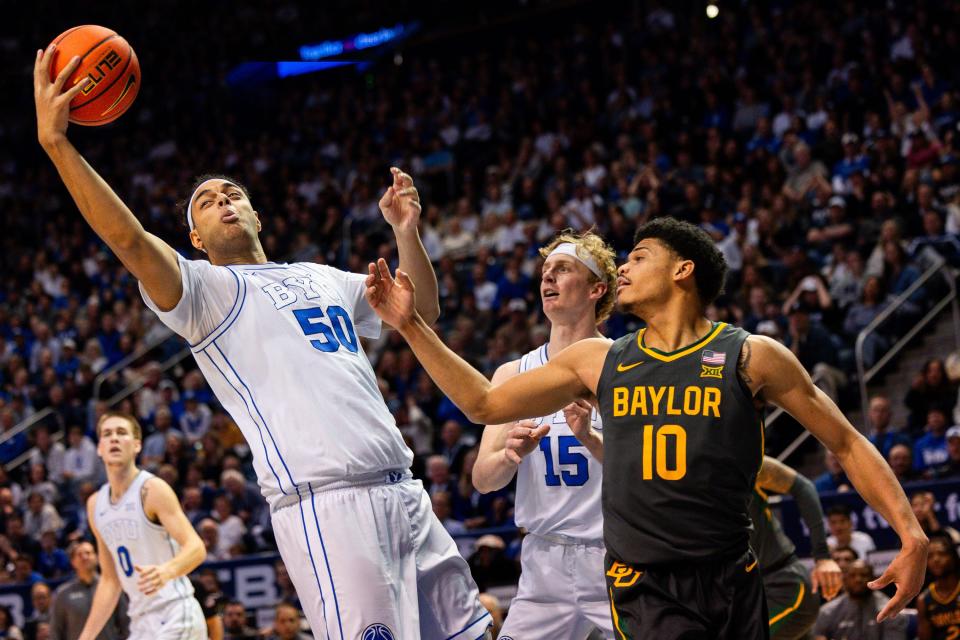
[270,470,413,512]
[529,531,605,548]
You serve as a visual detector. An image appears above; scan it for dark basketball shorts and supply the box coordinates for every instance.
[605,549,769,640]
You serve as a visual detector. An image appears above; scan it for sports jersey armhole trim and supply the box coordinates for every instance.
[191,270,247,352]
[139,476,168,532]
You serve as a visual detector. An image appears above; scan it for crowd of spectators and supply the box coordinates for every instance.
[2,0,960,634]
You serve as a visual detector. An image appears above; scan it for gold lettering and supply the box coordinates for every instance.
[683,386,702,415]
[630,386,647,416]
[703,387,721,417]
[666,386,682,415]
[649,386,666,415]
[642,425,653,480]
[613,387,628,417]
[656,424,686,480]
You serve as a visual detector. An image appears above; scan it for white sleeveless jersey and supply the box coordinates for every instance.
[93,471,194,619]
[512,343,604,540]
[140,257,412,509]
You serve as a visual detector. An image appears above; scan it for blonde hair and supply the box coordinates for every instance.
[96,411,143,441]
[539,230,618,323]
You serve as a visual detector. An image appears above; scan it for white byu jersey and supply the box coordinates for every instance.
[93,470,194,619]
[513,343,604,540]
[140,257,412,508]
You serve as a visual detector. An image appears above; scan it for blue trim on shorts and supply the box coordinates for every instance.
[297,487,332,640]
[213,342,297,490]
[200,349,286,493]
[444,611,492,640]
[308,482,344,640]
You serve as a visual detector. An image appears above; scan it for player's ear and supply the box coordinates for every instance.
[674,258,695,282]
[590,280,607,301]
[189,228,207,254]
[254,210,262,232]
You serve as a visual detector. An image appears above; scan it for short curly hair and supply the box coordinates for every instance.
[539,230,618,323]
[633,217,727,306]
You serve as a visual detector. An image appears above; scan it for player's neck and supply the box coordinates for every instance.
[547,314,602,353]
[640,310,714,354]
[936,573,959,595]
[107,464,140,502]
[209,240,269,266]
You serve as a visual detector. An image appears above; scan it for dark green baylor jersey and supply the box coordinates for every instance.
[596,322,763,565]
[749,486,796,571]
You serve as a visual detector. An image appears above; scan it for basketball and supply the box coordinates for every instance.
[47,25,140,126]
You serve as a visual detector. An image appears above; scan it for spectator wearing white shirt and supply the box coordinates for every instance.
[210,494,247,556]
[28,425,65,484]
[179,391,212,444]
[826,504,877,559]
[61,425,99,486]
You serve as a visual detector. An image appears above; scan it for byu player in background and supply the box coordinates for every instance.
[81,412,207,640]
[35,45,491,640]
[472,232,617,639]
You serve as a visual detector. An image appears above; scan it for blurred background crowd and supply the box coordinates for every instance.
[3,0,960,636]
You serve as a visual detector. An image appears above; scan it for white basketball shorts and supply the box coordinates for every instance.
[272,473,492,640]
[499,532,614,639]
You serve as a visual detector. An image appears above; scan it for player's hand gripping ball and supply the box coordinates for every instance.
[46,25,140,125]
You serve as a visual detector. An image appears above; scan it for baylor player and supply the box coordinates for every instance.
[918,532,960,640]
[753,456,841,639]
[365,216,928,638]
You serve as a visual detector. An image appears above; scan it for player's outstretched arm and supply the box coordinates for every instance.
[136,477,206,595]
[744,336,927,621]
[365,258,604,424]
[379,168,440,324]
[77,496,124,640]
[758,455,841,600]
[34,44,182,311]
[474,360,552,493]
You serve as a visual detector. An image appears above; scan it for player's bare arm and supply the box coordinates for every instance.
[758,455,842,600]
[474,360,552,493]
[77,494,124,640]
[34,44,182,310]
[137,477,206,595]
[365,258,608,423]
[379,168,440,325]
[744,335,927,621]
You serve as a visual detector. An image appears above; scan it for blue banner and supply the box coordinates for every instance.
[776,477,960,556]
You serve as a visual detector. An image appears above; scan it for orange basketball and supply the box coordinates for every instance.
[47,25,140,126]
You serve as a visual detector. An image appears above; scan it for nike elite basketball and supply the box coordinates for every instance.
[47,25,140,126]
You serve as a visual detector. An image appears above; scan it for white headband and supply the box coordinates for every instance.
[185,184,204,231]
[547,242,603,278]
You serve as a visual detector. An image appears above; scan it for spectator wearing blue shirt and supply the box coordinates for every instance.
[866,395,911,458]
[35,530,70,579]
[914,407,951,472]
[832,133,870,193]
[815,451,851,493]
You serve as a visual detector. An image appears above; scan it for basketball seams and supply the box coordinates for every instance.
[70,39,133,112]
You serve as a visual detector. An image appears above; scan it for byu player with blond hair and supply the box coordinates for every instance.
[35,45,490,640]
[473,231,617,639]
[81,412,207,640]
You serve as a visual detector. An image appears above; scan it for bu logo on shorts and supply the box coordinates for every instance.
[362,623,395,640]
[386,471,403,484]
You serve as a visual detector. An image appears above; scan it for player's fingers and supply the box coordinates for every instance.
[396,186,418,198]
[508,425,531,438]
[62,76,87,102]
[375,258,393,284]
[33,49,43,90]
[531,424,551,439]
[516,420,538,429]
[395,269,415,291]
[52,55,80,94]
[40,43,57,86]
[876,587,908,622]
[134,564,144,573]
[868,568,894,591]
[504,447,523,465]
[810,571,819,594]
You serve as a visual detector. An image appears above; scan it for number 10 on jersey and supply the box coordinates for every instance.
[642,424,687,480]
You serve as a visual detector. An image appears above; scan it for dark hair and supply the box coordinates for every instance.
[633,216,728,306]
[826,503,853,519]
[224,599,245,610]
[179,174,252,229]
[928,531,960,573]
[831,545,858,559]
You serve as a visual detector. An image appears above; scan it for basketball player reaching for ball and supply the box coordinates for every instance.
[472,231,616,639]
[81,412,207,640]
[752,456,842,640]
[365,216,928,639]
[34,46,491,640]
